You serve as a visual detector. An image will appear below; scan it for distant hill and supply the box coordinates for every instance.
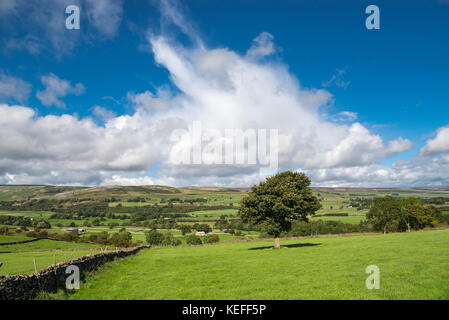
[0,185,448,202]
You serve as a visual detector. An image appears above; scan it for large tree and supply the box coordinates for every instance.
[367,196,441,233]
[238,171,321,249]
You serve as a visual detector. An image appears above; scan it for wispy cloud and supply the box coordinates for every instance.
[85,0,123,38]
[0,0,123,56]
[323,68,351,90]
[246,32,276,60]
[36,73,85,108]
[0,73,32,104]
[92,105,117,121]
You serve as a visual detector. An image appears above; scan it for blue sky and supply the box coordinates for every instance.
[0,0,448,187]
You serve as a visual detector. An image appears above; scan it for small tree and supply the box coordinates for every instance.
[179,224,192,236]
[238,171,321,249]
[193,223,211,234]
[204,234,219,244]
[186,234,202,245]
[145,230,164,246]
[35,220,51,229]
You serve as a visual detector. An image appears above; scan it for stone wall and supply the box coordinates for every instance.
[0,245,150,300]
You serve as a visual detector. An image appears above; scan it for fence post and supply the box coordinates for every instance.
[33,258,38,274]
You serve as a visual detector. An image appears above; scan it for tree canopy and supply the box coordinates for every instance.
[238,171,321,248]
[367,196,441,233]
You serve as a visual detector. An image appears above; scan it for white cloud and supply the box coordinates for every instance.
[334,111,358,122]
[147,34,412,173]
[36,73,85,108]
[303,158,449,188]
[0,73,32,104]
[85,0,123,38]
[420,125,449,156]
[127,88,174,112]
[246,32,276,60]
[92,105,116,121]
[157,0,203,47]
[0,103,173,185]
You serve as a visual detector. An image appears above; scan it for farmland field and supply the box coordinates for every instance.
[0,235,33,243]
[66,229,449,300]
[0,237,110,276]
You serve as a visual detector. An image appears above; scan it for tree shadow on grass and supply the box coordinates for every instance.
[248,243,321,250]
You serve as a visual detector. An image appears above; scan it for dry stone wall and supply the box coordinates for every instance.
[0,245,150,300]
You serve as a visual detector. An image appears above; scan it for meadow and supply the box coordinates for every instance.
[66,229,449,300]
[0,237,110,276]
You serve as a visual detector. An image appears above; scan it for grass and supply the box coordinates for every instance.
[0,239,105,253]
[0,250,104,276]
[0,238,111,276]
[67,229,449,300]
[0,235,33,243]
[311,215,366,224]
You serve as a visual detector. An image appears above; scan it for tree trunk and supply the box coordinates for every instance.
[274,238,281,249]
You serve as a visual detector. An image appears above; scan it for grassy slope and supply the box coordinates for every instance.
[0,238,110,276]
[0,250,104,276]
[69,229,449,300]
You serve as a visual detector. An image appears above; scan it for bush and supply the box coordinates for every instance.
[36,230,49,238]
[110,231,133,247]
[35,220,52,229]
[204,234,219,244]
[192,223,211,234]
[179,224,192,235]
[186,234,202,245]
[87,234,98,242]
[146,230,181,247]
[108,222,119,229]
[26,231,37,238]
[145,230,165,245]
[0,227,8,236]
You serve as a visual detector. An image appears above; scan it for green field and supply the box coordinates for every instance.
[0,250,105,276]
[0,235,33,243]
[66,229,449,300]
[311,215,366,224]
[0,238,110,276]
